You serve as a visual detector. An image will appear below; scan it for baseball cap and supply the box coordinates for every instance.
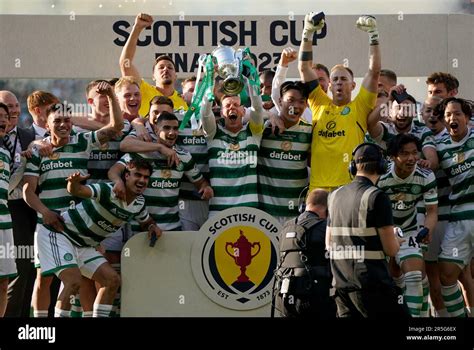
[353,144,383,164]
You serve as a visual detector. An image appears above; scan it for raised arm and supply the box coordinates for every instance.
[298,12,325,83]
[96,82,125,144]
[246,77,264,131]
[200,95,216,140]
[357,16,381,93]
[272,47,297,112]
[119,13,153,80]
[366,104,384,139]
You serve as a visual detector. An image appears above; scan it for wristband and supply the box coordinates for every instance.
[368,30,379,45]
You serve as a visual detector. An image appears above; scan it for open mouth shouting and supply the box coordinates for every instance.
[449,121,459,131]
[228,113,238,121]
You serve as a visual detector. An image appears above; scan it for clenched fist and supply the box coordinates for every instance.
[356,15,377,32]
[280,47,297,67]
[356,15,379,45]
[134,13,153,30]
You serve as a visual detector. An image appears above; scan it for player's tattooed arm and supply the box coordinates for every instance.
[96,82,124,144]
[96,127,121,144]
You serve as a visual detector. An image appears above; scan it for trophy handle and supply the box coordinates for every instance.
[250,242,261,259]
[225,242,236,258]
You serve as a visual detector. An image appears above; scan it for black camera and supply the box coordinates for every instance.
[391,89,411,104]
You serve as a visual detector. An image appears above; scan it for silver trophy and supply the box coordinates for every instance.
[211,46,245,95]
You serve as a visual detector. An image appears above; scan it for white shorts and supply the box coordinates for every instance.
[424,220,448,263]
[0,228,17,278]
[34,229,40,268]
[36,224,106,279]
[439,220,474,269]
[101,225,130,252]
[179,199,209,231]
[395,230,424,266]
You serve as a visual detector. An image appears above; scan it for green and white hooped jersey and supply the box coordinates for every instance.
[176,111,209,201]
[258,119,311,217]
[432,129,451,221]
[120,149,202,231]
[436,128,474,221]
[127,120,156,143]
[0,146,12,230]
[415,129,451,220]
[374,121,436,151]
[60,182,150,247]
[378,163,438,233]
[75,121,131,183]
[24,132,100,215]
[207,123,262,214]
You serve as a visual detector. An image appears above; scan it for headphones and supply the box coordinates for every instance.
[349,142,387,176]
[297,186,309,214]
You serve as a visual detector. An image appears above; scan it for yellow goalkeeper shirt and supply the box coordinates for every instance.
[139,80,188,116]
[308,84,376,190]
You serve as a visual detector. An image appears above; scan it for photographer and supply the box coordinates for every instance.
[327,143,408,318]
[273,189,336,319]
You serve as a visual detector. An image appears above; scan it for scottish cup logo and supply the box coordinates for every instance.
[191,208,281,310]
[226,230,260,286]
